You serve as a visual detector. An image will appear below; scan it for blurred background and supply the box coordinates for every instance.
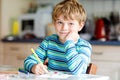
[0,0,120,80]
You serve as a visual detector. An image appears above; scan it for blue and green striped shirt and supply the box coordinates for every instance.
[24,34,92,75]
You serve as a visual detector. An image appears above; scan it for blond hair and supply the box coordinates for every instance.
[52,0,87,24]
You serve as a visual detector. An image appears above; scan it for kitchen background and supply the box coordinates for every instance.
[0,0,120,41]
[0,0,120,80]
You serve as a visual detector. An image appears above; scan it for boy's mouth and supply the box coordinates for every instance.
[59,31,68,34]
[59,32,68,36]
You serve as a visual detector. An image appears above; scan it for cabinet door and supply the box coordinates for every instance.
[27,43,39,54]
[92,61,120,80]
[92,45,120,80]
[3,43,28,67]
[0,42,3,65]
[3,43,39,67]
[92,45,120,61]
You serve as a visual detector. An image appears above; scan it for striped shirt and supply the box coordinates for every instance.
[24,34,92,75]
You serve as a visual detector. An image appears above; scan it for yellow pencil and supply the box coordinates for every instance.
[31,48,42,64]
[30,48,48,73]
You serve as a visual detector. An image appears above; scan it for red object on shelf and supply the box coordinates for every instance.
[94,18,106,40]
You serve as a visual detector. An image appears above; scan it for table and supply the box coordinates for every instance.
[0,65,109,80]
[0,71,109,80]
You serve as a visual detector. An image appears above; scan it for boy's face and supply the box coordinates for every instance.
[54,15,84,42]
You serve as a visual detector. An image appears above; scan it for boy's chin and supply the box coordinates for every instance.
[59,37,66,43]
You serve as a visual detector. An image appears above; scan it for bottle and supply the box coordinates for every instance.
[12,19,19,36]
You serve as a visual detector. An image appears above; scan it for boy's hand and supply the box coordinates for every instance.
[65,32,79,43]
[31,64,48,75]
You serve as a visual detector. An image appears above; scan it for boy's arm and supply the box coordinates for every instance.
[24,40,48,72]
[24,54,39,72]
[64,40,92,75]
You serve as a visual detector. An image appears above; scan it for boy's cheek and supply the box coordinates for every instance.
[70,29,78,33]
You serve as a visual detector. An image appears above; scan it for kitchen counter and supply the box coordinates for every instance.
[1,38,120,46]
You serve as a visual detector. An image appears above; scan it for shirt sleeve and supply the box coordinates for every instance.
[64,40,92,75]
[24,39,48,72]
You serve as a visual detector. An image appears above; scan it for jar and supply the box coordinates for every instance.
[46,23,56,36]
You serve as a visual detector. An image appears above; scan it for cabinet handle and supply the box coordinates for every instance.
[17,55,26,60]
[92,52,103,55]
[10,47,19,51]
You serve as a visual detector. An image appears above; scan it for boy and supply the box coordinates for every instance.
[24,0,92,75]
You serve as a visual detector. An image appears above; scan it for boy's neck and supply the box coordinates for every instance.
[59,37,80,44]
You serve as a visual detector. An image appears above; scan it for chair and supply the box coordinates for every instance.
[86,63,97,75]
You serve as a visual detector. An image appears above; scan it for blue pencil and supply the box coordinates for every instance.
[18,68,29,74]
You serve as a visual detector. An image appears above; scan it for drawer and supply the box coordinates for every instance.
[3,42,39,67]
[91,45,120,62]
[3,43,29,55]
[4,51,27,67]
[27,43,39,53]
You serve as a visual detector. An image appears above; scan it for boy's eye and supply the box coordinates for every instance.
[69,23,74,26]
[56,21,63,25]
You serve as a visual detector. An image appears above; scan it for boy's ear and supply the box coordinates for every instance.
[78,22,85,31]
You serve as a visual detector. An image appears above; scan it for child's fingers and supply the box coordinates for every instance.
[38,64,48,74]
[32,64,47,74]
[42,65,48,73]
[44,65,47,69]
[44,58,48,65]
[65,32,79,43]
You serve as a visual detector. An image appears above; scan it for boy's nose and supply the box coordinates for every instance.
[62,24,68,30]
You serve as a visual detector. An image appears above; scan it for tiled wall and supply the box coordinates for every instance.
[80,0,120,18]
[37,0,120,18]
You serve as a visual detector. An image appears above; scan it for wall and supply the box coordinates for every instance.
[1,0,120,38]
[79,0,120,18]
[0,0,1,38]
[0,0,35,38]
[37,0,120,18]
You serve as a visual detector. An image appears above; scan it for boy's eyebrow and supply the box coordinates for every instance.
[56,19,60,20]
[56,18,61,20]
[56,19,62,21]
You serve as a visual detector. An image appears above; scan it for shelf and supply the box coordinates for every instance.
[1,38,43,43]
[1,38,120,46]
[89,40,120,46]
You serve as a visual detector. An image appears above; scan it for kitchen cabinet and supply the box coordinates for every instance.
[3,42,39,67]
[0,42,3,65]
[91,45,120,80]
